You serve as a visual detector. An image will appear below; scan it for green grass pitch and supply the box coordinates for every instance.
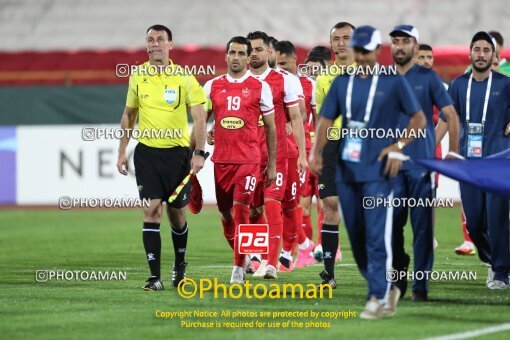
[1,206,509,339]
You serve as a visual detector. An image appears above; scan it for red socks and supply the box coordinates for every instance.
[250,209,268,260]
[302,214,313,241]
[264,200,283,267]
[233,204,250,267]
[282,207,298,252]
[221,218,235,250]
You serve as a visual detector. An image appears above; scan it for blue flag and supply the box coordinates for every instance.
[414,148,510,198]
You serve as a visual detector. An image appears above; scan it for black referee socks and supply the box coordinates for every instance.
[171,223,188,266]
[322,224,339,277]
[142,222,161,278]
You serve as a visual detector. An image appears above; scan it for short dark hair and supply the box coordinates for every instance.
[488,31,504,47]
[268,36,279,49]
[275,40,296,56]
[146,24,172,41]
[307,46,332,63]
[246,31,271,46]
[419,44,433,52]
[226,36,252,55]
[331,22,355,32]
[304,56,326,68]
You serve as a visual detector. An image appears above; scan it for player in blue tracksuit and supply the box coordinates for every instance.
[389,25,460,301]
[309,26,426,319]
[445,32,510,289]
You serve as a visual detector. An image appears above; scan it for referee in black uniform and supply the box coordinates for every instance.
[117,25,206,291]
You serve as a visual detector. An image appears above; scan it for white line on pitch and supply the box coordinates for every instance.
[17,263,357,273]
[426,323,510,340]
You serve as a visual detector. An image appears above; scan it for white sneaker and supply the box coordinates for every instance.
[252,260,268,277]
[383,286,401,317]
[360,296,383,320]
[486,266,495,285]
[263,265,278,279]
[230,266,244,284]
[433,238,438,249]
[487,280,508,290]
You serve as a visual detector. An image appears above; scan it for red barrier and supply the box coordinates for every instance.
[0,46,508,85]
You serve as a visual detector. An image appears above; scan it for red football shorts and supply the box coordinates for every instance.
[251,158,288,206]
[300,167,318,198]
[214,163,260,211]
[283,157,299,209]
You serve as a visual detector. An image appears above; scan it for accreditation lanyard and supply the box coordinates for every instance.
[345,72,379,125]
[341,72,379,163]
[466,71,492,125]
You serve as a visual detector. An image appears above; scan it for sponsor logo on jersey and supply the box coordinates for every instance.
[220,116,245,129]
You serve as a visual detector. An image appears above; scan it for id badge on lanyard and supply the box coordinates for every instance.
[465,72,491,158]
[342,120,364,163]
[467,123,483,158]
[342,73,379,164]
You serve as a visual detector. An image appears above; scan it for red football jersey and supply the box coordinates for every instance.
[284,71,304,159]
[204,72,274,164]
[253,68,299,165]
[299,75,316,152]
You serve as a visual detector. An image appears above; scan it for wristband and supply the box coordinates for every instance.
[193,149,206,158]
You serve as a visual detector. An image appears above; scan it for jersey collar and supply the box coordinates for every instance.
[253,66,272,81]
[226,70,251,83]
[142,59,176,77]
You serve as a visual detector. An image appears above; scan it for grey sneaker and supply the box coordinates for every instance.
[230,266,245,284]
[360,296,383,320]
[486,266,495,286]
[383,286,401,316]
[253,260,268,277]
[487,280,508,290]
[263,265,278,279]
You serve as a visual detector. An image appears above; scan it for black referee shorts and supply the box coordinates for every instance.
[318,139,340,199]
[134,143,191,208]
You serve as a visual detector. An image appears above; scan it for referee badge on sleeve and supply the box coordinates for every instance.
[164,88,178,105]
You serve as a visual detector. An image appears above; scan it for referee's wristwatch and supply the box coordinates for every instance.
[193,149,206,158]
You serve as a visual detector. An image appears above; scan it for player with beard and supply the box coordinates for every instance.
[449,31,509,256]
[248,35,308,273]
[437,32,510,289]
[247,31,307,279]
[415,44,447,251]
[464,31,510,76]
[203,36,277,283]
[268,37,309,272]
[415,44,435,69]
[389,25,460,301]
[416,44,478,256]
[310,25,426,318]
[248,35,280,271]
[275,40,317,271]
[268,36,279,69]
